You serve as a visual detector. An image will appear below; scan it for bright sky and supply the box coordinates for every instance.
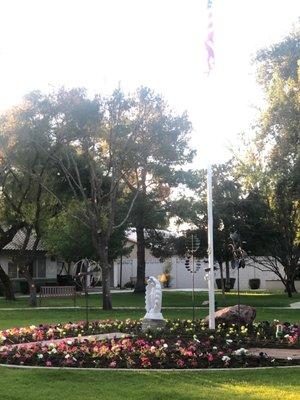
[0,0,299,166]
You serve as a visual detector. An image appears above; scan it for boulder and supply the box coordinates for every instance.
[203,304,256,325]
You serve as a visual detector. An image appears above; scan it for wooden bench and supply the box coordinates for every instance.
[39,286,76,306]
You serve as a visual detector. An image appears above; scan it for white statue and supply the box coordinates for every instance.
[144,276,164,320]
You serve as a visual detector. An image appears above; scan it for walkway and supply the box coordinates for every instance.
[248,347,300,360]
[290,302,300,309]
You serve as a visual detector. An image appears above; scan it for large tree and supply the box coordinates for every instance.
[35,88,140,310]
[234,25,300,296]
[124,87,194,292]
[171,163,246,292]
[0,92,62,305]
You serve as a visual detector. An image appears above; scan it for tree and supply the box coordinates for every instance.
[33,88,141,310]
[171,163,247,293]
[0,92,62,305]
[234,25,300,296]
[124,87,194,292]
[44,200,131,267]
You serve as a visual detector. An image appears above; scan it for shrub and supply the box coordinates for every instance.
[19,280,29,294]
[249,278,260,290]
[215,278,235,290]
[123,281,135,289]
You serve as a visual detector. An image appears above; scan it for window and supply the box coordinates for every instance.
[33,257,46,278]
[8,261,18,279]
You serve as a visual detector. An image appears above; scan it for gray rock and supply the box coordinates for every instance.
[203,304,256,325]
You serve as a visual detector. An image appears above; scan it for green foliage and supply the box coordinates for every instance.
[234,25,300,294]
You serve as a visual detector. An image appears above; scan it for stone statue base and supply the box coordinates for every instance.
[142,318,166,332]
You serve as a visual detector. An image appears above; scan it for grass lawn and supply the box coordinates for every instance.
[0,367,299,400]
[0,307,299,330]
[0,291,299,329]
[0,290,299,309]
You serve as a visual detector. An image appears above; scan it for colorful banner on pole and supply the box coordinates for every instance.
[205,0,215,73]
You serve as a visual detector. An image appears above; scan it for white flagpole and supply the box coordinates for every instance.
[207,162,215,329]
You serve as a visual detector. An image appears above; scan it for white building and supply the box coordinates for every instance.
[113,239,289,291]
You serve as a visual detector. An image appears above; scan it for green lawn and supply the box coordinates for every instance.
[0,307,299,330]
[0,291,299,329]
[0,290,299,309]
[0,367,299,400]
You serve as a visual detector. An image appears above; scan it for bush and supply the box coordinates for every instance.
[19,280,29,294]
[215,278,235,290]
[57,275,74,286]
[123,281,135,289]
[249,278,260,290]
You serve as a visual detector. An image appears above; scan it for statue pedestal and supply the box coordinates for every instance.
[142,318,166,332]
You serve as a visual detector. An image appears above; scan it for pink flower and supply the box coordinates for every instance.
[46,361,52,367]
[207,353,214,362]
[177,359,185,368]
[109,361,117,368]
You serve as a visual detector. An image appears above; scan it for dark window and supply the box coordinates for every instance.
[33,257,46,278]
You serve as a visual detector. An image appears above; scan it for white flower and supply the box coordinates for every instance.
[37,354,44,359]
[51,348,57,354]
[284,334,290,338]
[163,343,168,349]
[226,339,233,344]
[67,340,73,345]
[49,343,56,349]
[212,346,218,350]
[29,325,36,330]
[287,357,292,361]
[65,354,70,359]
[222,356,231,362]
[0,336,6,343]
[235,348,247,356]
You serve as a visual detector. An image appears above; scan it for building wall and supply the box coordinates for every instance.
[113,242,286,290]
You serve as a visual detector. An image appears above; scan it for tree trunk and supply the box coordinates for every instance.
[285,277,296,297]
[97,240,112,310]
[219,261,225,298]
[290,280,297,293]
[225,260,231,292]
[0,265,15,301]
[134,225,146,293]
[20,269,37,307]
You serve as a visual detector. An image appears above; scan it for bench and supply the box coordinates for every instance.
[39,286,76,306]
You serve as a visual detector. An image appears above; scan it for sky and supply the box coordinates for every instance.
[0,0,299,166]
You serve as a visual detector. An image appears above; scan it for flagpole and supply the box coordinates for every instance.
[207,162,215,329]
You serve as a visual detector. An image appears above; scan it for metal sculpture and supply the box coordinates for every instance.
[229,232,247,330]
[185,234,201,324]
[73,258,102,323]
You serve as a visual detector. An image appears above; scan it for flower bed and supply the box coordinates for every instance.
[0,319,298,348]
[0,336,298,369]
